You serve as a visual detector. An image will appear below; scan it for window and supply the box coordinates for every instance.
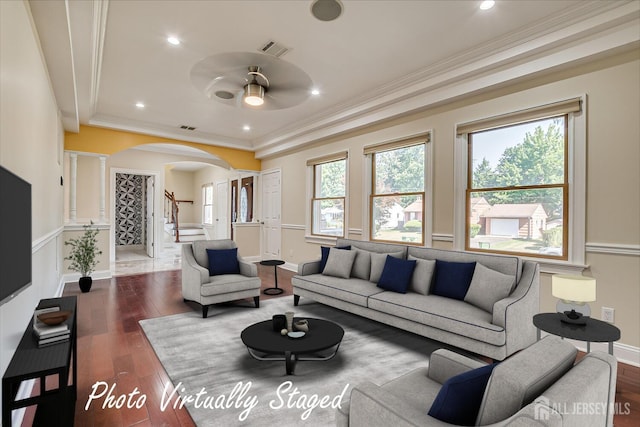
[309,152,347,237]
[457,97,584,262]
[202,183,213,225]
[366,134,430,245]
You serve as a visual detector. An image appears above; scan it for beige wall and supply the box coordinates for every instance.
[0,0,66,404]
[263,53,640,348]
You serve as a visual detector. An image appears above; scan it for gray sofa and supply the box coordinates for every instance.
[292,238,539,360]
[337,336,618,426]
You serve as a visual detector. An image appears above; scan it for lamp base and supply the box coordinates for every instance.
[559,309,588,325]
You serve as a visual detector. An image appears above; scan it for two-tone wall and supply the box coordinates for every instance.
[262,52,640,359]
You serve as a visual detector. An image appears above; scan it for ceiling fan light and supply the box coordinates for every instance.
[244,83,265,106]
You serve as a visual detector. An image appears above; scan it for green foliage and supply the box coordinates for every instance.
[403,220,422,232]
[65,222,102,277]
[375,145,425,194]
[469,223,481,238]
[318,159,346,198]
[542,226,563,247]
[471,119,565,217]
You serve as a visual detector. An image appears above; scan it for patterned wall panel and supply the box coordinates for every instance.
[115,173,147,245]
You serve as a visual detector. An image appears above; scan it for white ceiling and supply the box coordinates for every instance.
[29,0,640,159]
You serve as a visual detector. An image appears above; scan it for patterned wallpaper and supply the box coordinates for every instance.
[115,173,147,246]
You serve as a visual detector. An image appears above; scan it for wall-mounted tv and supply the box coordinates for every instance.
[0,165,32,306]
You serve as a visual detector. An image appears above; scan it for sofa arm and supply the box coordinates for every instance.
[238,259,258,277]
[298,259,321,275]
[348,382,443,427]
[182,244,209,284]
[427,349,486,384]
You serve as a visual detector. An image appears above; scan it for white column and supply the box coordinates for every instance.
[99,156,106,223]
[69,153,78,223]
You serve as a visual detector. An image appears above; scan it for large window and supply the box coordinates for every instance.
[458,98,583,261]
[366,135,429,245]
[202,183,213,225]
[309,152,347,237]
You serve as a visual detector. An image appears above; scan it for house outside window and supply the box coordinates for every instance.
[202,183,213,225]
[456,97,584,263]
[365,133,431,245]
[308,152,347,237]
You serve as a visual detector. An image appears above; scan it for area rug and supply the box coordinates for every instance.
[140,298,457,426]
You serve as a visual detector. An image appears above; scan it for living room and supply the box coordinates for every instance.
[1,0,639,426]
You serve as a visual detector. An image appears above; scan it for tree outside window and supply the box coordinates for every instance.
[371,144,425,245]
[312,158,346,237]
[467,116,568,258]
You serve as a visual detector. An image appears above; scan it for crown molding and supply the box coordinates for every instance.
[254,1,640,158]
[89,0,108,118]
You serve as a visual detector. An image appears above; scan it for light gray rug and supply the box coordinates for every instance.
[140,298,454,426]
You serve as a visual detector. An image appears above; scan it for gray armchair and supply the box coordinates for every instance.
[337,336,617,426]
[182,239,261,318]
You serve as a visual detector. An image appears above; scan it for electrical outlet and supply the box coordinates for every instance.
[601,307,615,323]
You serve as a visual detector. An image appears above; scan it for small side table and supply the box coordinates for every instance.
[533,313,620,355]
[261,259,285,295]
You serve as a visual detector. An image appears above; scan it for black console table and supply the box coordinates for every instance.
[2,296,78,426]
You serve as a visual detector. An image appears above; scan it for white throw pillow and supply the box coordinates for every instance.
[369,251,405,283]
[351,248,372,280]
[464,263,515,313]
[407,255,436,295]
[323,247,357,279]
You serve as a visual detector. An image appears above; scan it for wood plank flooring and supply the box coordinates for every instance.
[18,266,637,426]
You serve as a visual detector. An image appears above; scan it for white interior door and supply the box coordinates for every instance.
[261,170,281,260]
[215,181,228,239]
[145,175,155,257]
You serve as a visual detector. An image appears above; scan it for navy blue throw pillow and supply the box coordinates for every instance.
[320,245,351,272]
[428,363,497,425]
[377,256,416,293]
[430,260,476,300]
[206,248,240,276]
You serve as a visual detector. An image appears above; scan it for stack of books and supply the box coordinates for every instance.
[33,307,70,347]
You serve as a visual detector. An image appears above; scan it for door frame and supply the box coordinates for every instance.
[109,168,162,264]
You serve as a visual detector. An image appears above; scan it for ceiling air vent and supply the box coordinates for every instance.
[179,125,197,131]
[259,40,289,58]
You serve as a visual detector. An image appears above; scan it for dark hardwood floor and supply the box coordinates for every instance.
[19,265,637,426]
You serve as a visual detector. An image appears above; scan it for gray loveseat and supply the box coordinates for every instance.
[292,238,539,360]
[337,336,618,426]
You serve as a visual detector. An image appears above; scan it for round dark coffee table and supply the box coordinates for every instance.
[241,318,344,374]
[260,260,285,295]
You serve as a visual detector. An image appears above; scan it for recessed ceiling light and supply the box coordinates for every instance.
[135,102,145,108]
[167,36,180,46]
[243,125,251,131]
[479,0,495,10]
[311,88,320,96]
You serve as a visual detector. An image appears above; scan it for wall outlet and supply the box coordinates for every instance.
[601,307,615,323]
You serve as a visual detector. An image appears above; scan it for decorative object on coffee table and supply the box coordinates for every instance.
[294,319,309,332]
[260,259,285,295]
[241,317,344,374]
[64,222,102,293]
[272,314,286,331]
[285,311,294,332]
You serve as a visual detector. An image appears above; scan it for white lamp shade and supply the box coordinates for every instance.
[551,274,596,302]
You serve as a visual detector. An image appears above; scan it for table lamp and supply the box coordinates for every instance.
[552,274,596,325]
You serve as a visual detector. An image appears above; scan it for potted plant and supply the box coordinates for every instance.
[65,222,102,292]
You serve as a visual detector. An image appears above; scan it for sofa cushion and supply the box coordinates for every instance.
[369,251,405,283]
[477,336,577,425]
[377,256,416,293]
[323,247,357,278]
[351,248,372,280]
[206,248,240,276]
[293,274,383,307]
[320,245,350,272]
[368,292,505,345]
[428,363,497,426]
[201,274,260,296]
[408,255,435,295]
[430,260,476,300]
[464,263,515,313]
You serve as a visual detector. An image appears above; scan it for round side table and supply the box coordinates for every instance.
[260,259,285,295]
[533,313,620,355]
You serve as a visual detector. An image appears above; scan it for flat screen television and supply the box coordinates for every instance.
[0,165,32,306]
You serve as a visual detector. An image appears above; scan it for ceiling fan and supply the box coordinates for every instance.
[190,52,313,110]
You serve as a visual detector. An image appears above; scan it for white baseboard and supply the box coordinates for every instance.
[62,269,112,284]
[242,256,262,263]
[282,261,298,273]
[539,331,639,367]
